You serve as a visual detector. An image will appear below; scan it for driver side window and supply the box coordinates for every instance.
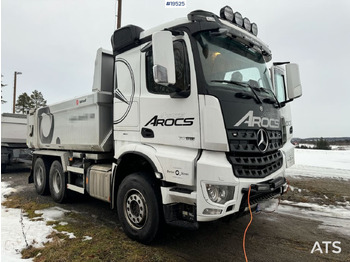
[146,40,190,95]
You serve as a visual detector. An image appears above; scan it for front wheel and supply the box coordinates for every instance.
[49,160,67,203]
[117,173,161,244]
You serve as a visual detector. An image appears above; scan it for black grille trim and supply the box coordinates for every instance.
[228,151,283,178]
[227,129,283,178]
[228,129,282,153]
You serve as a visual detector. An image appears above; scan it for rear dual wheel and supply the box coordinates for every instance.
[49,160,67,203]
[33,159,67,203]
[33,158,49,195]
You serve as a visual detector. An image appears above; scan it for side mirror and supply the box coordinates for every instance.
[286,63,302,100]
[152,31,176,85]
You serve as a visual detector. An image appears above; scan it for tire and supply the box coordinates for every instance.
[1,164,7,172]
[49,160,67,203]
[117,173,161,244]
[33,158,50,195]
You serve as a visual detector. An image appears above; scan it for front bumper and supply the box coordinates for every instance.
[196,150,287,222]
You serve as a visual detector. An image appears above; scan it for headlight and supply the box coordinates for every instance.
[205,184,235,204]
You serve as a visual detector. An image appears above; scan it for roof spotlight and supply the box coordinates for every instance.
[251,23,258,36]
[243,17,251,31]
[220,6,234,21]
[233,12,243,27]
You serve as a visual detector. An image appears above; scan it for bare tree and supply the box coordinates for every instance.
[1,75,7,104]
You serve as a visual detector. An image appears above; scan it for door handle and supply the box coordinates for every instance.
[141,128,154,138]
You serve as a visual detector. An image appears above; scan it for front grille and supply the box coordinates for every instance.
[227,129,283,178]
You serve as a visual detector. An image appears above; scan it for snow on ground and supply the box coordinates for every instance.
[295,148,350,170]
[282,148,350,236]
[1,182,71,262]
[286,148,350,180]
[278,201,350,237]
[1,148,349,260]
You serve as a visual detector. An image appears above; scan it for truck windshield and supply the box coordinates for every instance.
[195,31,273,93]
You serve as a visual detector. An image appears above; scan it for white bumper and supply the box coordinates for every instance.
[196,150,286,222]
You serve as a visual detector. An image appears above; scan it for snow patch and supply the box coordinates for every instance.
[82,236,92,241]
[286,149,350,180]
[278,201,350,237]
[1,182,17,202]
[34,207,69,221]
[1,182,55,261]
[294,149,350,170]
[60,231,76,239]
[1,183,75,261]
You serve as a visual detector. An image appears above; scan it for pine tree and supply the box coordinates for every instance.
[30,90,47,109]
[15,92,31,114]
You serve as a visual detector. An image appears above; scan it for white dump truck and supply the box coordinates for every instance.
[1,113,31,171]
[27,6,302,243]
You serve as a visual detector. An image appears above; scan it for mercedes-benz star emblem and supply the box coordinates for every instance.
[257,129,269,152]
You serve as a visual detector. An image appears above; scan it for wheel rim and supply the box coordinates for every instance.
[36,166,44,187]
[52,170,61,193]
[124,189,148,230]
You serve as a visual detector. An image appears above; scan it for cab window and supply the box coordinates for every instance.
[146,41,190,95]
[274,72,286,102]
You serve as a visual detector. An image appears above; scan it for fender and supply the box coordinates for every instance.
[110,144,163,209]
[114,143,163,174]
[32,150,70,172]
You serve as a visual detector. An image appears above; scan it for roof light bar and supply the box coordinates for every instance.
[251,23,258,36]
[218,6,258,36]
[220,6,234,21]
[233,12,243,27]
[243,17,251,31]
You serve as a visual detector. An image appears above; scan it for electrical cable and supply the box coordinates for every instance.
[243,186,252,262]
[285,178,290,193]
[243,180,290,261]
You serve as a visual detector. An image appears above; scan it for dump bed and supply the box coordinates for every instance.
[1,113,27,144]
[27,48,114,153]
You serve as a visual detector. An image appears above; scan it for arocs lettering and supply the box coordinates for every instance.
[234,110,279,129]
[145,115,194,127]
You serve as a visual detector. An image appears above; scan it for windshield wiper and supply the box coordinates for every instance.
[259,87,281,108]
[211,79,263,104]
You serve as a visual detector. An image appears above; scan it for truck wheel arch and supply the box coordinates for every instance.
[111,152,161,210]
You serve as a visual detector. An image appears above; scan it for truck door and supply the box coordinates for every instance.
[271,65,295,168]
[139,35,201,149]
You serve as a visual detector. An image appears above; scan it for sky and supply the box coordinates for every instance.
[1,0,350,138]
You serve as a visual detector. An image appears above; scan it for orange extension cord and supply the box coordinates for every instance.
[243,180,290,261]
[243,186,252,262]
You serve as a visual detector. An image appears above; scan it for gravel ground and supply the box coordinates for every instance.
[2,165,350,262]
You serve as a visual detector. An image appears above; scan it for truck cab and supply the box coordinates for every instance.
[28,6,302,243]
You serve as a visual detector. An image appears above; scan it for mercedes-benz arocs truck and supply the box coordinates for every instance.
[27,6,302,243]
